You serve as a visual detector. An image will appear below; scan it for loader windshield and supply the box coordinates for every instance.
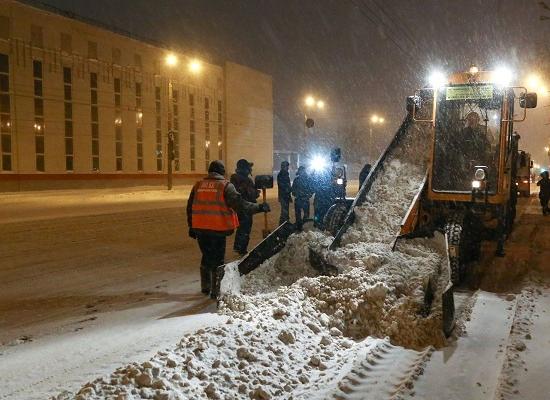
[432,85,502,193]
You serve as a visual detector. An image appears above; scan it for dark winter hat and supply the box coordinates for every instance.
[281,160,290,168]
[297,165,306,174]
[208,160,225,175]
[237,159,253,170]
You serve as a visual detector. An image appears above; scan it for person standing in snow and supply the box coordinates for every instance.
[292,166,313,231]
[277,160,292,225]
[230,159,260,255]
[187,160,270,298]
[537,170,550,215]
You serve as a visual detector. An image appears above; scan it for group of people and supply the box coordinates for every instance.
[187,158,372,299]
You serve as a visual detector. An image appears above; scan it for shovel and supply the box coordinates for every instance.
[255,175,274,239]
[261,187,271,238]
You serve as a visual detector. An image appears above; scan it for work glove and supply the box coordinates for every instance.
[189,229,197,239]
[258,203,271,213]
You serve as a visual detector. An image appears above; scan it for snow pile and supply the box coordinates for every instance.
[58,121,447,399]
[60,286,432,400]
[240,230,330,295]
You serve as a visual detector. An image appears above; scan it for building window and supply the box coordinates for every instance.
[90,72,99,170]
[88,41,98,60]
[0,16,9,40]
[33,60,45,171]
[112,48,121,65]
[134,54,142,69]
[217,100,223,160]
[114,77,123,171]
[155,86,162,171]
[0,53,11,171]
[189,93,195,171]
[30,24,43,48]
[136,82,143,171]
[60,33,72,53]
[205,97,210,171]
[63,67,73,171]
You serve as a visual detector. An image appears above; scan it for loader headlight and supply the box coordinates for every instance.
[474,168,486,181]
[472,180,481,189]
[310,155,328,172]
[336,178,344,185]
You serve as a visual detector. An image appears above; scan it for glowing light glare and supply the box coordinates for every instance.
[469,66,479,75]
[545,146,550,152]
[534,163,541,169]
[491,67,513,87]
[371,115,379,123]
[336,178,344,185]
[539,86,548,96]
[305,96,315,107]
[428,70,447,89]
[165,54,178,67]
[316,100,325,109]
[472,180,481,189]
[379,117,385,123]
[310,155,328,172]
[189,59,202,73]
[527,74,540,90]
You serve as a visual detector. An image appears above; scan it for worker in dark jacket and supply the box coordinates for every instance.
[292,166,313,231]
[537,170,550,215]
[312,168,334,229]
[230,159,260,255]
[187,160,270,298]
[277,161,292,225]
[359,163,372,188]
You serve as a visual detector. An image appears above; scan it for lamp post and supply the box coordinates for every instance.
[369,114,385,159]
[164,54,178,190]
[303,95,326,136]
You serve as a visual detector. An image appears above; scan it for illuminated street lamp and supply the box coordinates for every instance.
[302,95,326,135]
[189,59,203,74]
[165,53,178,67]
[369,114,385,158]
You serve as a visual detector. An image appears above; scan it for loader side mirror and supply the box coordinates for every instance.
[519,92,537,108]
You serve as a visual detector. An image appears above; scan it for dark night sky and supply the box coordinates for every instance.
[25,0,550,165]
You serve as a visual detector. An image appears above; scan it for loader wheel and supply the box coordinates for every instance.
[444,212,467,285]
[324,202,350,236]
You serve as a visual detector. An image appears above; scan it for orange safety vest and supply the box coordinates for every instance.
[191,178,239,232]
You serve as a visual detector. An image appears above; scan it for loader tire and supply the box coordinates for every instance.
[324,202,350,236]
[444,212,466,285]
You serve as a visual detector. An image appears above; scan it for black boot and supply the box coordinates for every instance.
[210,268,218,299]
[200,266,210,294]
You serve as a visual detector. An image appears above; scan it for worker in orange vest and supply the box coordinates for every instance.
[187,160,270,298]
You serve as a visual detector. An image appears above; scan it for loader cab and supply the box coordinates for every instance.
[412,68,537,207]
